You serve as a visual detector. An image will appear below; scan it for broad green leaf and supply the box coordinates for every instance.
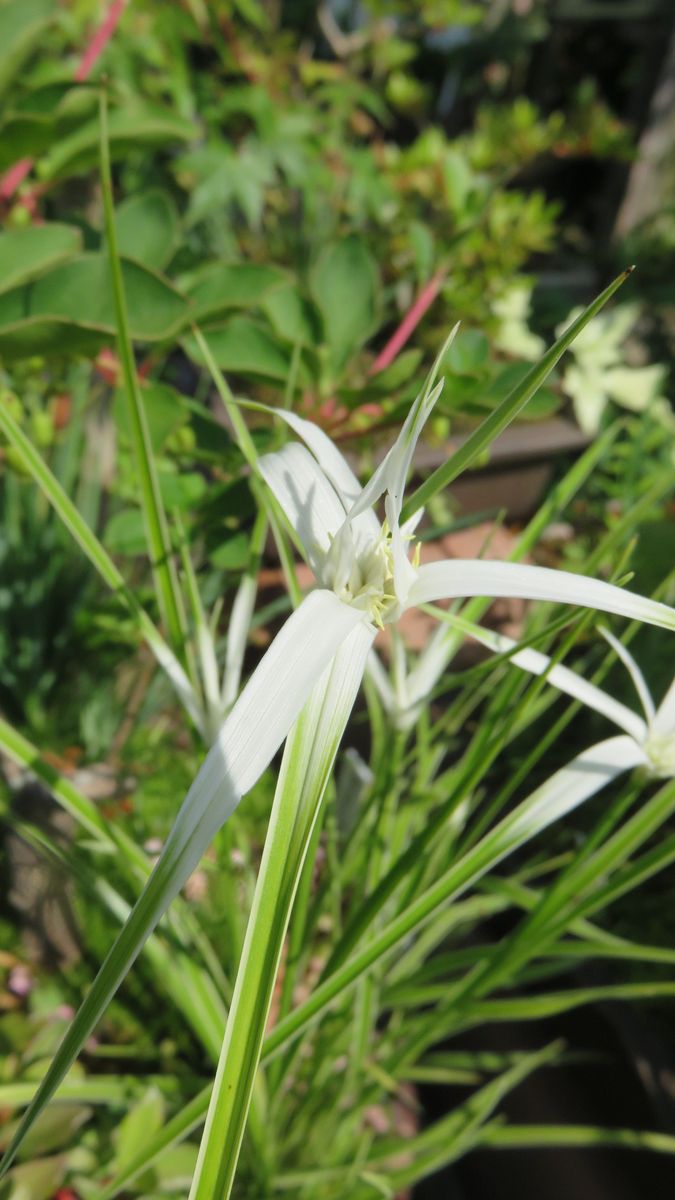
[97,1087,210,1200]
[185,261,289,323]
[104,509,147,556]
[446,329,490,375]
[310,235,380,368]
[0,111,54,170]
[261,280,320,347]
[39,106,197,180]
[0,255,190,359]
[0,224,82,295]
[0,1156,63,1200]
[0,0,54,98]
[183,318,293,381]
[115,190,180,271]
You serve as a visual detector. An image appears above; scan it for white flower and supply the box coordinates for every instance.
[446,613,675,780]
[492,282,546,361]
[556,303,667,436]
[4,356,675,1179]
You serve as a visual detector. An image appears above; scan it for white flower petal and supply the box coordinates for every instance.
[506,735,648,846]
[168,589,368,863]
[599,626,656,726]
[259,443,347,572]
[365,648,397,712]
[653,678,675,736]
[0,590,367,1161]
[453,619,648,744]
[350,378,445,526]
[271,411,362,511]
[408,560,675,632]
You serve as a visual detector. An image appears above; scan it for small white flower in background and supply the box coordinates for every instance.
[555,302,667,436]
[444,612,675,781]
[492,282,546,361]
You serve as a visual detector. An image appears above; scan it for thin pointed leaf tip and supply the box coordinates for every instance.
[260,324,675,639]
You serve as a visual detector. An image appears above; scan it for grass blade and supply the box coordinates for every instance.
[0,401,203,729]
[99,87,189,663]
[191,623,374,1199]
[401,268,634,522]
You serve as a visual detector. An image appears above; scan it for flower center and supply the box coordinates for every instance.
[320,525,401,627]
[644,732,675,779]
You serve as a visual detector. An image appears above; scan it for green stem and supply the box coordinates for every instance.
[401,270,633,523]
[99,87,189,664]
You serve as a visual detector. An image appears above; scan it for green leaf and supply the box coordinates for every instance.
[0,224,82,295]
[99,89,192,680]
[446,329,490,375]
[0,0,55,98]
[488,363,560,420]
[114,1088,165,1172]
[104,509,146,556]
[183,318,292,381]
[39,106,197,180]
[114,383,189,453]
[310,235,380,368]
[0,111,55,171]
[480,1123,675,1156]
[0,1155,64,1200]
[402,268,634,521]
[0,255,190,359]
[115,190,180,271]
[0,405,201,728]
[209,531,251,570]
[190,623,375,1199]
[185,261,289,323]
[261,281,320,347]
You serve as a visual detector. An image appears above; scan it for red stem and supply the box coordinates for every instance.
[369,269,446,375]
[0,0,127,201]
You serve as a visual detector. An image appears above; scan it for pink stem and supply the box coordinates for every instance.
[74,0,127,82]
[0,1,127,201]
[369,269,446,375]
[0,159,33,200]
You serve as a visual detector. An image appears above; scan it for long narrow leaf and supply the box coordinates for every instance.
[402,269,633,521]
[0,402,202,728]
[99,88,189,662]
[0,591,363,1179]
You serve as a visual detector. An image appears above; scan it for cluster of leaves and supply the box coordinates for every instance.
[0,0,641,434]
[0,3,674,1198]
